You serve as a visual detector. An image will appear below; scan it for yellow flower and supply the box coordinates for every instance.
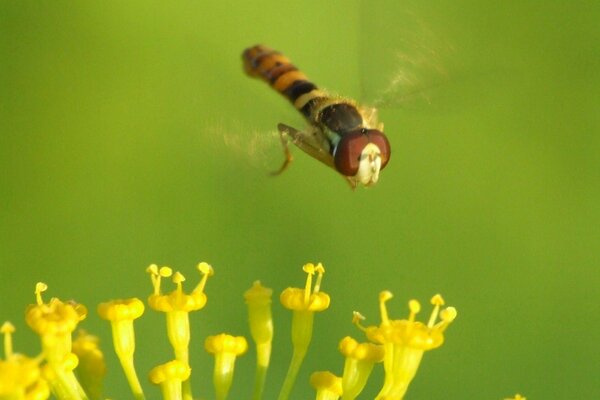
[244,281,274,400]
[149,360,191,400]
[2,261,473,400]
[40,353,81,399]
[338,336,384,400]
[505,394,527,400]
[147,264,211,313]
[147,262,214,400]
[310,371,343,400]
[0,322,50,400]
[280,263,330,313]
[25,283,87,360]
[98,298,145,400]
[72,330,107,400]
[356,292,457,400]
[205,334,248,400]
[278,263,330,400]
[25,283,88,400]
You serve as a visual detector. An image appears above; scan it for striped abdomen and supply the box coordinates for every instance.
[242,45,322,118]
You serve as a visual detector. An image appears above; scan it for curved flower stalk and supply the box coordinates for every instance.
[97,298,145,400]
[205,333,248,400]
[338,336,384,399]
[278,263,330,400]
[72,330,107,400]
[244,281,273,400]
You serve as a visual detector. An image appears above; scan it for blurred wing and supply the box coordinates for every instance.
[359,2,454,108]
[209,119,284,170]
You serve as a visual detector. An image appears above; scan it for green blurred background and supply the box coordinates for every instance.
[1,1,599,399]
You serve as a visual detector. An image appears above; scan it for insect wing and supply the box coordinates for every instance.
[359,2,453,108]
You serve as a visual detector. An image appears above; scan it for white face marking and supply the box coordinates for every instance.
[355,143,382,186]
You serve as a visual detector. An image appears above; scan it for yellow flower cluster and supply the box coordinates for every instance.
[0,261,490,400]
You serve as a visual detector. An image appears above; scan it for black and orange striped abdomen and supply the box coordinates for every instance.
[242,45,321,117]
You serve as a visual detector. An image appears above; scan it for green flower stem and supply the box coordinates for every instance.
[120,357,145,400]
[174,347,191,400]
[252,363,268,400]
[277,310,314,400]
[158,379,183,400]
[168,311,193,400]
[50,368,87,400]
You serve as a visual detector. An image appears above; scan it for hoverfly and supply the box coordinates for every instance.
[242,45,391,189]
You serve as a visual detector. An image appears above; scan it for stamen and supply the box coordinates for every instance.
[313,263,325,293]
[35,282,47,305]
[379,291,393,325]
[302,263,315,305]
[352,311,367,332]
[435,307,458,332]
[194,262,214,293]
[427,294,445,328]
[1,322,15,358]
[173,272,185,293]
[408,300,421,323]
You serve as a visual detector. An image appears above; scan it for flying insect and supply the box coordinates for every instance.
[242,45,391,188]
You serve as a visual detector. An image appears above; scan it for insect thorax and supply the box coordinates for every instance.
[303,97,365,147]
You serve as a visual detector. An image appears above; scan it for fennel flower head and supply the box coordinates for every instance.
[0,261,520,400]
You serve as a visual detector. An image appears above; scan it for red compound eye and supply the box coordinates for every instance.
[367,130,391,169]
[333,129,391,176]
[334,131,370,176]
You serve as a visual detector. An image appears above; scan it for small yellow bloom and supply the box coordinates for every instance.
[278,263,330,400]
[280,263,330,312]
[0,355,48,399]
[310,371,343,400]
[149,360,191,400]
[338,336,384,400]
[147,262,214,400]
[147,263,212,313]
[205,333,248,355]
[5,261,471,400]
[0,322,49,400]
[149,360,191,384]
[205,334,248,400]
[25,283,88,400]
[98,298,145,400]
[244,281,274,400]
[505,394,527,400]
[72,330,107,400]
[98,298,145,321]
[26,283,87,355]
[244,281,274,361]
[357,292,457,400]
[40,353,83,400]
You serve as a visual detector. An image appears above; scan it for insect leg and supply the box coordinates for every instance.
[276,123,336,171]
[271,124,295,176]
[275,123,356,189]
[345,177,358,190]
